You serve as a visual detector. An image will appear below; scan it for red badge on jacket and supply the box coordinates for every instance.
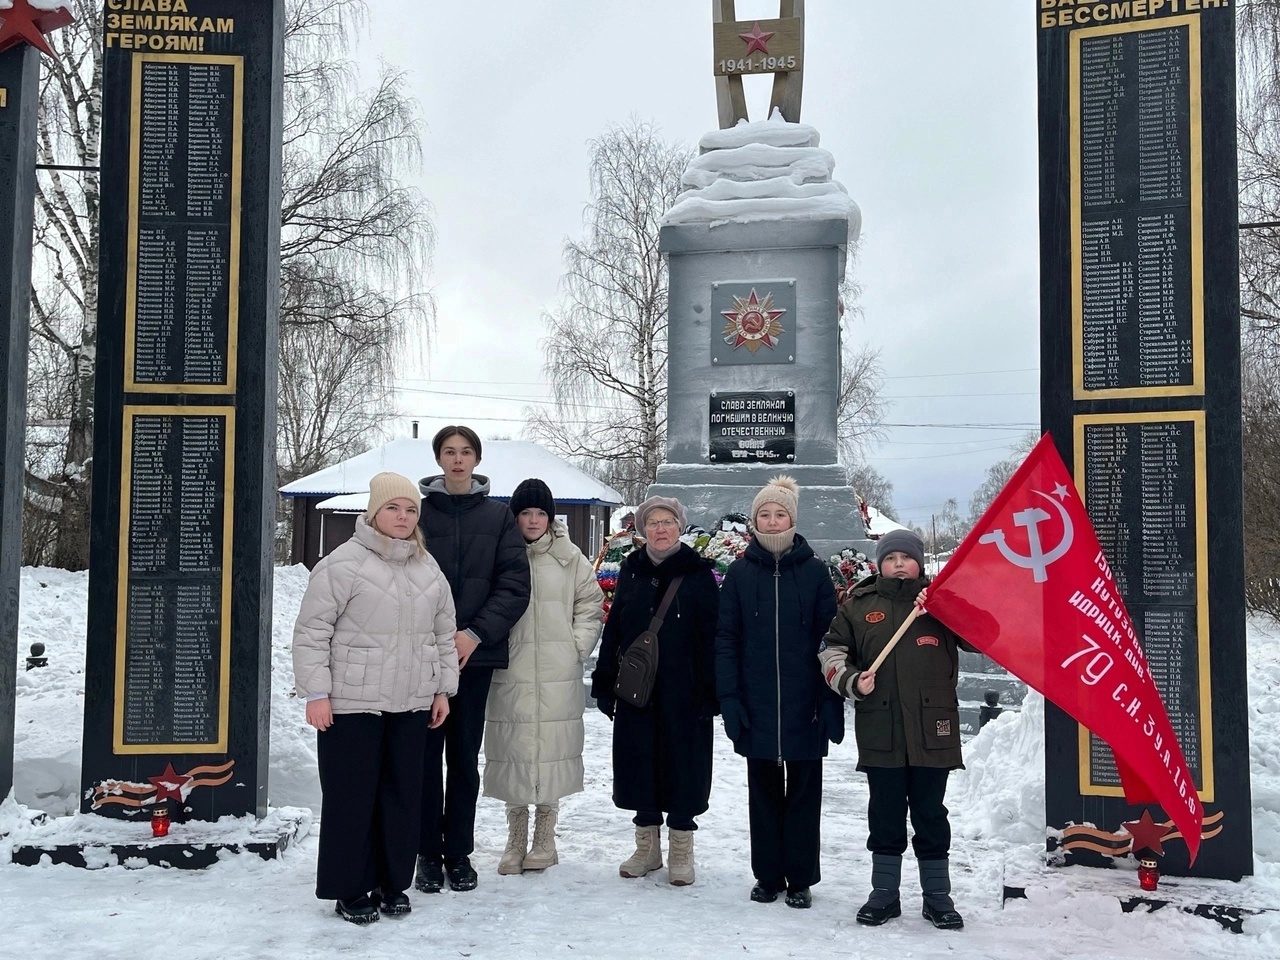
[865,611,886,623]
[916,635,939,647]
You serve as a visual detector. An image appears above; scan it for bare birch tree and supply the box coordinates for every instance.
[23,0,432,566]
[25,0,102,569]
[275,0,434,485]
[1236,2,1280,613]
[528,119,690,503]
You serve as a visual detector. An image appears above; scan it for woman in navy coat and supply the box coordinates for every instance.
[715,477,842,909]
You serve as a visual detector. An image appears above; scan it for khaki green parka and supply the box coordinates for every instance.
[818,575,975,770]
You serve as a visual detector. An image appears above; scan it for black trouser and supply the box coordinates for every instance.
[746,757,823,890]
[316,710,431,901]
[418,666,494,861]
[633,811,698,831]
[864,764,951,860]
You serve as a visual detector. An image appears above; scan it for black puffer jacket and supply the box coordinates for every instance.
[591,544,719,816]
[715,535,843,761]
[417,474,531,670]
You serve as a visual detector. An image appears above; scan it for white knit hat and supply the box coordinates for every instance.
[750,475,799,527]
[366,471,421,518]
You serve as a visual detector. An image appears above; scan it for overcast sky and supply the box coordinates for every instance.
[361,1,1042,529]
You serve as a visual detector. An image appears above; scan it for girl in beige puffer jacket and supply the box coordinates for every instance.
[292,472,459,925]
[483,478,603,875]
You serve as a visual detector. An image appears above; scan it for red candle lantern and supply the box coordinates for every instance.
[1137,856,1159,892]
[151,803,171,838]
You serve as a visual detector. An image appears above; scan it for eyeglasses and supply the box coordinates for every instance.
[644,519,679,530]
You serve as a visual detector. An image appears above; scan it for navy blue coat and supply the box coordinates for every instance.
[715,535,844,761]
[591,544,719,816]
[417,474,531,670]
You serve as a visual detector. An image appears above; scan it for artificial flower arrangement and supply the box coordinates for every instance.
[593,512,871,618]
[826,547,875,606]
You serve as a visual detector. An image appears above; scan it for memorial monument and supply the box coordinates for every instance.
[0,0,75,806]
[64,0,284,855]
[1036,1,1250,880]
[648,0,869,557]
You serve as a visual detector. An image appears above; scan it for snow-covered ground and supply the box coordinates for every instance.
[3,565,1280,959]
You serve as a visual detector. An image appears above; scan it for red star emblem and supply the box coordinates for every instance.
[148,762,193,803]
[1122,809,1168,857]
[0,0,73,56]
[721,288,787,353]
[738,22,774,56]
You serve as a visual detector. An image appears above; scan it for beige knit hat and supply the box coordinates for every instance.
[366,471,422,518]
[750,475,799,527]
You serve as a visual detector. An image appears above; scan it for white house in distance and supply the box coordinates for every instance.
[280,438,624,567]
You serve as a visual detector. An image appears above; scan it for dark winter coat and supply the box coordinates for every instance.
[715,535,844,761]
[818,575,976,771]
[590,544,719,816]
[417,474,531,670]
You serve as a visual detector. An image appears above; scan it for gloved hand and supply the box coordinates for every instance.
[596,693,616,720]
[820,696,845,745]
[721,697,750,742]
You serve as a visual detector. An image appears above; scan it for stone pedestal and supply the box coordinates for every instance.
[651,216,868,560]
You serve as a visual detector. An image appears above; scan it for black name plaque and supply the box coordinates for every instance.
[116,407,233,752]
[126,54,242,392]
[708,391,796,464]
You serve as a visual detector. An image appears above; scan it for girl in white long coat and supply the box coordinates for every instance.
[483,478,604,873]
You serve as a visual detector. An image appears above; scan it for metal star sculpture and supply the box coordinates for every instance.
[1122,808,1167,857]
[738,21,774,56]
[0,0,74,56]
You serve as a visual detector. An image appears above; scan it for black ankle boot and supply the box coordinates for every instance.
[373,888,411,916]
[750,880,781,903]
[856,896,902,925]
[784,886,812,909]
[335,894,380,925]
[414,856,443,893]
[445,856,478,891]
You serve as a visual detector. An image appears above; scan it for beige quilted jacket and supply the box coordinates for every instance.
[292,516,459,714]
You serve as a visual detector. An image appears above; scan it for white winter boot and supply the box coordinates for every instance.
[619,825,663,878]
[667,829,695,886]
[523,805,559,870]
[497,806,529,876]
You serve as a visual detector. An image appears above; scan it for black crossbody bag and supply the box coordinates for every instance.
[613,576,684,709]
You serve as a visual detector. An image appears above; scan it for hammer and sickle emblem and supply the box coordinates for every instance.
[978,489,1074,583]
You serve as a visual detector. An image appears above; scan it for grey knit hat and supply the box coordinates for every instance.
[875,529,926,573]
[635,495,686,533]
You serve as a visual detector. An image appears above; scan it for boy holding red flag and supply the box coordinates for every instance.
[819,529,974,931]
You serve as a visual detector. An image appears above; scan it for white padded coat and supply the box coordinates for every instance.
[292,516,459,714]
[483,521,604,805]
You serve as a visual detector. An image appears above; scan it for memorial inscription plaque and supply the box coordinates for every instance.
[1038,2,1249,879]
[709,390,796,464]
[127,54,242,392]
[116,407,233,753]
[1074,412,1210,797]
[1072,18,1203,398]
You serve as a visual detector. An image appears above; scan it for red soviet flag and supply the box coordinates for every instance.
[926,433,1202,862]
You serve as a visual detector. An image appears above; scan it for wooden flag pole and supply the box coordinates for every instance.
[866,606,922,675]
